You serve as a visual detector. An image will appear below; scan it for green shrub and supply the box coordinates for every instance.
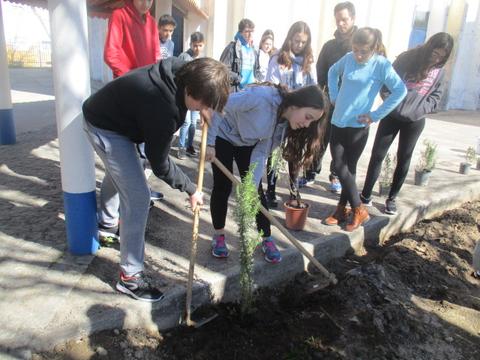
[234,163,262,315]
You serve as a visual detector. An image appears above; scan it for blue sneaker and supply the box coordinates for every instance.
[262,238,282,263]
[329,178,342,194]
[298,176,315,188]
[211,234,229,258]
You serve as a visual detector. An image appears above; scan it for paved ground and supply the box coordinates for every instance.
[1,68,480,358]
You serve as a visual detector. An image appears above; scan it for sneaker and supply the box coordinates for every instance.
[116,271,165,302]
[385,198,397,215]
[211,234,229,258]
[266,191,278,208]
[186,146,197,157]
[150,190,164,201]
[329,178,342,194]
[473,270,480,279]
[98,224,120,243]
[298,176,315,188]
[360,193,372,207]
[177,148,186,160]
[262,238,282,263]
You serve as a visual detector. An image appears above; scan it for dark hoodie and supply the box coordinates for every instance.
[82,57,195,195]
[383,51,446,122]
[316,26,357,89]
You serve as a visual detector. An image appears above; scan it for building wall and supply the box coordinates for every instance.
[447,0,480,110]
[2,0,480,110]
[87,16,111,84]
[213,0,480,110]
[237,0,415,62]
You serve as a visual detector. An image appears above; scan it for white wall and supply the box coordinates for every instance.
[87,16,111,84]
[3,0,480,110]
[3,2,50,46]
[210,0,229,58]
[239,0,414,62]
[447,0,480,109]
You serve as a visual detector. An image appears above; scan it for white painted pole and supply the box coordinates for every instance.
[48,0,98,255]
[0,0,15,145]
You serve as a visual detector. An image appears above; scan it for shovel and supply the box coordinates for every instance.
[212,157,337,288]
[185,118,218,327]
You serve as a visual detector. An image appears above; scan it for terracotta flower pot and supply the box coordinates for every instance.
[284,201,310,231]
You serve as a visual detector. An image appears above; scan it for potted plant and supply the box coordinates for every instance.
[284,185,310,231]
[234,164,262,315]
[269,147,310,230]
[414,139,437,186]
[459,146,476,175]
[379,152,394,196]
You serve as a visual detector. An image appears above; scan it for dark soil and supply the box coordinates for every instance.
[35,202,480,360]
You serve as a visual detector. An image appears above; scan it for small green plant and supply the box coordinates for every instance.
[416,139,437,172]
[380,152,395,186]
[465,146,477,164]
[268,146,287,178]
[234,163,262,315]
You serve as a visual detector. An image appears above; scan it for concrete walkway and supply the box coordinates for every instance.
[1,68,480,357]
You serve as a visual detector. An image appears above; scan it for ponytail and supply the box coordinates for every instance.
[352,27,387,57]
[373,29,387,57]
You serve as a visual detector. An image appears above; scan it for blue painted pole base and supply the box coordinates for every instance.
[63,191,99,255]
[0,108,16,145]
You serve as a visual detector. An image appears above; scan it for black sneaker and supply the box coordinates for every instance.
[360,193,372,207]
[186,146,197,157]
[150,190,164,201]
[98,224,120,243]
[116,272,165,302]
[266,191,278,208]
[385,198,397,215]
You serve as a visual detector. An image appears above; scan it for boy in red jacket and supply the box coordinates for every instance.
[104,0,160,78]
[103,0,164,223]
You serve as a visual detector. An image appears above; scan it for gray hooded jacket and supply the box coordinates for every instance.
[207,86,288,185]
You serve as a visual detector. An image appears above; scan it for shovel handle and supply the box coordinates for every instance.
[212,157,337,285]
[186,118,209,326]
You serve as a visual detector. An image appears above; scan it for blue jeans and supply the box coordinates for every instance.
[178,110,199,148]
[83,120,150,276]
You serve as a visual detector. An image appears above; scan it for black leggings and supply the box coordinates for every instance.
[306,110,337,179]
[211,137,271,237]
[330,125,370,208]
[362,116,425,200]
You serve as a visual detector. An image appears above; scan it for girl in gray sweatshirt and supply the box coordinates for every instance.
[205,84,328,263]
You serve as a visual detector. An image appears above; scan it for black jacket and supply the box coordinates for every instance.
[82,57,196,195]
[316,27,357,90]
[383,52,446,122]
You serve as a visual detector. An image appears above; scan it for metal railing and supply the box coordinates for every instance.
[6,42,52,68]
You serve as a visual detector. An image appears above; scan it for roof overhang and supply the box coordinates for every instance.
[3,0,208,19]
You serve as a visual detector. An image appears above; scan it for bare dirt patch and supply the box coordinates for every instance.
[35,202,480,360]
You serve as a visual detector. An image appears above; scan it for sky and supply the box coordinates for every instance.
[3,2,50,48]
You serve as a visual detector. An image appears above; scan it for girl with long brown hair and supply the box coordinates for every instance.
[205,84,328,263]
[265,21,317,207]
[360,32,454,215]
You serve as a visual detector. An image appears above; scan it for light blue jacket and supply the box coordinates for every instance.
[328,52,407,128]
[208,86,288,185]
